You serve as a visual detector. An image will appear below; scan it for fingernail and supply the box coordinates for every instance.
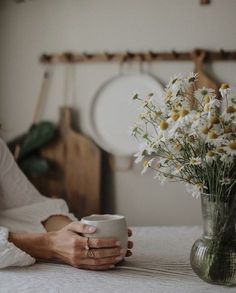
[115,241,121,246]
[115,256,123,262]
[127,251,132,257]
[88,226,96,233]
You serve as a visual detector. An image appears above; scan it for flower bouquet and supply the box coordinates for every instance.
[131,73,236,285]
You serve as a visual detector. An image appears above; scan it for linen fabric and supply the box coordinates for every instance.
[0,138,76,268]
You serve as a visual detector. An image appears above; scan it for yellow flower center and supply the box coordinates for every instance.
[171,113,180,121]
[208,131,218,139]
[229,141,236,150]
[160,120,169,130]
[179,109,189,117]
[201,126,209,135]
[220,83,230,89]
[216,147,225,154]
[207,151,214,157]
[226,106,236,114]
[210,115,220,124]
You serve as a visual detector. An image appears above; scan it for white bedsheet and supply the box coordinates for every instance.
[0,226,234,293]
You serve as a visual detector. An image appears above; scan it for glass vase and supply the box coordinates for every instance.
[190,193,236,286]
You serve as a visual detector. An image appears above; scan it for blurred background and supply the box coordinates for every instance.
[0,0,236,226]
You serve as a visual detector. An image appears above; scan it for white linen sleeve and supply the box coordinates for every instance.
[0,138,77,268]
[0,226,35,269]
[0,138,77,232]
[0,197,77,233]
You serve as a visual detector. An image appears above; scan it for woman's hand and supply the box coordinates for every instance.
[9,221,133,271]
[50,222,133,270]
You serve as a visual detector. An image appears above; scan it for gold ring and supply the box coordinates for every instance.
[85,237,90,250]
[86,249,95,258]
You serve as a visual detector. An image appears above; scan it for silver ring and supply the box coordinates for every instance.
[86,249,95,258]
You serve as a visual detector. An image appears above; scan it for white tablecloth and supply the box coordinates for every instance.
[0,226,234,293]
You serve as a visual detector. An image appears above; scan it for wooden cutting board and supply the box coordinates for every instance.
[37,106,101,219]
[192,49,219,91]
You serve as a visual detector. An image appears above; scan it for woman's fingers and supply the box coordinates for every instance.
[67,221,96,234]
[128,241,133,249]
[83,247,124,259]
[126,250,132,257]
[88,238,121,249]
[81,255,123,266]
[80,237,132,253]
[127,229,133,255]
[128,228,132,237]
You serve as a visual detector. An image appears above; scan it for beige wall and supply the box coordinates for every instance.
[1,0,236,225]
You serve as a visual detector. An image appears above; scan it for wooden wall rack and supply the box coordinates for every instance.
[40,49,236,64]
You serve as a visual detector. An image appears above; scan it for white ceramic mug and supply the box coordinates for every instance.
[81,214,128,250]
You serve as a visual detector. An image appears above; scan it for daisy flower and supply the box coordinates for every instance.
[141,158,155,175]
[194,87,216,104]
[132,73,236,199]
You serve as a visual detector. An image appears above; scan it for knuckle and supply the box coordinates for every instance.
[93,239,100,247]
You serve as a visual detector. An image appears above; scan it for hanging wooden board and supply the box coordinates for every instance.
[38,107,101,219]
[192,50,219,92]
[187,50,219,108]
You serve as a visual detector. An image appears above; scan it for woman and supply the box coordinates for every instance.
[0,138,133,270]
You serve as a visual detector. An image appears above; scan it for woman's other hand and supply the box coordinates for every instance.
[126,228,133,257]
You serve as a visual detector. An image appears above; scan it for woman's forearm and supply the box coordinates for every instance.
[8,232,54,260]
[42,215,72,232]
[7,216,72,261]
